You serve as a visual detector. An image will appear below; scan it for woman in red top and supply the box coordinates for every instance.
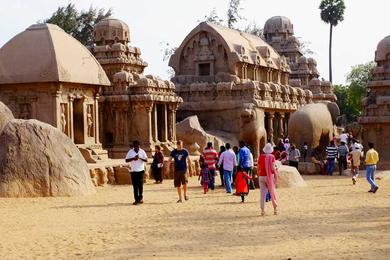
[257,143,279,216]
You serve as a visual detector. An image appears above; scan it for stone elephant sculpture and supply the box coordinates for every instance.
[288,102,340,150]
[239,106,267,159]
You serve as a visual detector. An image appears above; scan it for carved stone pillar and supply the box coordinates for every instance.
[146,104,153,146]
[163,104,168,142]
[267,112,275,144]
[68,95,74,142]
[167,105,173,142]
[278,112,285,139]
[172,108,177,142]
[284,113,290,137]
[94,94,100,144]
[152,104,158,142]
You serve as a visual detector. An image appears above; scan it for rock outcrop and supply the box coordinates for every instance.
[176,116,223,151]
[0,102,14,133]
[277,165,307,188]
[0,119,96,197]
[254,164,307,188]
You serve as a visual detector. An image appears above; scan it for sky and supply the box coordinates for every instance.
[0,0,389,85]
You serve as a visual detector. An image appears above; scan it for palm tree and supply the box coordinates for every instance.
[319,0,346,83]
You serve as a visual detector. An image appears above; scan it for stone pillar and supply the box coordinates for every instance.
[68,95,74,142]
[94,94,100,144]
[172,108,177,142]
[284,113,290,137]
[152,104,158,142]
[146,104,153,146]
[167,105,174,141]
[163,104,169,142]
[278,112,285,139]
[54,90,61,128]
[267,112,275,144]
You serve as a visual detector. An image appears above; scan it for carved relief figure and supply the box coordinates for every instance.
[87,105,94,137]
[60,103,67,134]
[19,103,31,119]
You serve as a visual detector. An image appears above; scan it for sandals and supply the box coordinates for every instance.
[184,195,189,201]
[177,199,182,203]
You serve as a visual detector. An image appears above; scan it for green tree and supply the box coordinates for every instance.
[45,3,112,45]
[346,62,376,117]
[227,0,243,29]
[199,8,224,25]
[319,0,346,83]
[243,21,263,38]
[334,62,375,122]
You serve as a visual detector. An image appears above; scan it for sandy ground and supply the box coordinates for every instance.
[0,174,390,260]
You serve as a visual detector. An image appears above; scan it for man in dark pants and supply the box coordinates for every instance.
[125,140,148,205]
[337,141,349,176]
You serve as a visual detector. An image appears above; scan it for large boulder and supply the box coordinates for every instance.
[0,119,96,197]
[277,165,307,188]
[253,164,307,188]
[0,101,14,133]
[176,116,223,152]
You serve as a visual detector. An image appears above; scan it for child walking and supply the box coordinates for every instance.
[199,156,210,194]
[235,166,252,202]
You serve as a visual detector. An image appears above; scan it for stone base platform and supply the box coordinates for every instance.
[87,155,201,186]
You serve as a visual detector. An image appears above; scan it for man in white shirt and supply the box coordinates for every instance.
[125,140,148,205]
[218,143,237,193]
[339,131,349,144]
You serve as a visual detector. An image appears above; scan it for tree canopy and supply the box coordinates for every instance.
[319,0,346,26]
[227,0,243,29]
[334,62,375,123]
[45,3,112,45]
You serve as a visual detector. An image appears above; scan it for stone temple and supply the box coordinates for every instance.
[0,18,182,162]
[360,35,390,169]
[0,24,110,160]
[169,16,335,158]
[89,18,182,158]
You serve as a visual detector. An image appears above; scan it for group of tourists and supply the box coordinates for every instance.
[273,137,302,169]
[199,140,278,215]
[125,139,278,216]
[311,131,380,192]
[125,132,380,214]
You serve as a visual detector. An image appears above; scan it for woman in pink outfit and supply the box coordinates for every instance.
[257,143,279,216]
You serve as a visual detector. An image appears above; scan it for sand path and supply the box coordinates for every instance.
[0,175,389,259]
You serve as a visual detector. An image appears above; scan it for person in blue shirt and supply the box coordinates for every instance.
[238,141,254,189]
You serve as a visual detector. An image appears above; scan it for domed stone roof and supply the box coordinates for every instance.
[94,18,130,44]
[375,35,390,62]
[0,23,110,86]
[264,16,294,35]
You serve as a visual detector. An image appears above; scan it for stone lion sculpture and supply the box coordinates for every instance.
[239,105,267,159]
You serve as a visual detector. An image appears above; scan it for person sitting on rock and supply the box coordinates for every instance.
[311,146,326,175]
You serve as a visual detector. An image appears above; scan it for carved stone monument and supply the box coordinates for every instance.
[360,35,390,169]
[0,24,110,160]
[89,18,183,157]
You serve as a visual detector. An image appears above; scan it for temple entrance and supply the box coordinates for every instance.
[73,99,85,144]
[156,104,165,142]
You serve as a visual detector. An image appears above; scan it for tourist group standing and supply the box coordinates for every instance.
[124,131,380,215]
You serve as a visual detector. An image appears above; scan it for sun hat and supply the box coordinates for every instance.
[263,143,273,154]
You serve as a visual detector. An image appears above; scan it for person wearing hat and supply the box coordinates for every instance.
[257,143,279,216]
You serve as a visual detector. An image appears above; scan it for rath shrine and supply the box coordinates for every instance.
[169,16,336,158]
